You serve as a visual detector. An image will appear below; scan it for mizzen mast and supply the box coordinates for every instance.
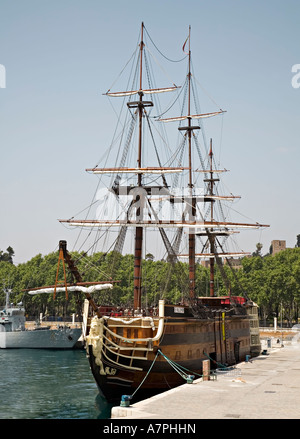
[208,139,216,296]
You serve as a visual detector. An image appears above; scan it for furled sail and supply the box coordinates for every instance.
[158,110,226,123]
[104,86,179,97]
[85,167,187,174]
[196,169,229,173]
[59,219,269,229]
[28,283,113,295]
[179,252,251,259]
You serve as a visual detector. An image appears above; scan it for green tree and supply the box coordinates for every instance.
[0,246,15,264]
[252,243,263,257]
[2,245,300,326]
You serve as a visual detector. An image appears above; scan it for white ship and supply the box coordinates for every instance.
[0,289,82,349]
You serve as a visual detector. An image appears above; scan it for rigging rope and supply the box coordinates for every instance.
[105,47,139,94]
[153,80,185,119]
[143,25,188,63]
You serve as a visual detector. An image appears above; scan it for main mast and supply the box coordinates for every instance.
[134,22,145,310]
[180,26,198,299]
[187,27,196,300]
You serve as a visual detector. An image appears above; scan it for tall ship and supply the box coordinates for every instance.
[36,23,268,401]
[0,289,82,349]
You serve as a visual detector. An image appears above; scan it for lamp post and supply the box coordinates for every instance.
[281,302,284,348]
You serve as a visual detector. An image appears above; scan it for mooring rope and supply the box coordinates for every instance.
[130,348,200,400]
[131,350,160,398]
[203,351,227,369]
[157,349,202,381]
[125,349,217,404]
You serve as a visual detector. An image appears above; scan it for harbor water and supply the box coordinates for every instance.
[0,349,114,419]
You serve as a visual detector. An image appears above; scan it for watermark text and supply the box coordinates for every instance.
[0,64,6,88]
[291,64,300,89]
[96,185,205,234]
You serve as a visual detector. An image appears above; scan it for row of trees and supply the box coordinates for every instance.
[1,245,300,325]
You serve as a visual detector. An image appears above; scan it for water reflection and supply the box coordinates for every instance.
[0,349,113,419]
[95,393,114,419]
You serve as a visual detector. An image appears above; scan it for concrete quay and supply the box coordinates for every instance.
[111,334,300,419]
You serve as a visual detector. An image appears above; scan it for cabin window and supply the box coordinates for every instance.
[116,327,123,336]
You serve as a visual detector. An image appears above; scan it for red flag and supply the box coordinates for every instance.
[182,35,189,54]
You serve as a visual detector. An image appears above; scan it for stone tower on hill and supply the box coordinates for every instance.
[271,240,286,255]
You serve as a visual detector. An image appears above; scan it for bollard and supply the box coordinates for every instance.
[186,375,195,384]
[202,359,210,381]
[120,395,132,407]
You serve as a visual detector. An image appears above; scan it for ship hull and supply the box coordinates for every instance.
[0,327,82,349]
[88,345,195,402]
[85,301,258,403]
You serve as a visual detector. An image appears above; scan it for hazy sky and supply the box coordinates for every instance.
[1,0,300,264]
